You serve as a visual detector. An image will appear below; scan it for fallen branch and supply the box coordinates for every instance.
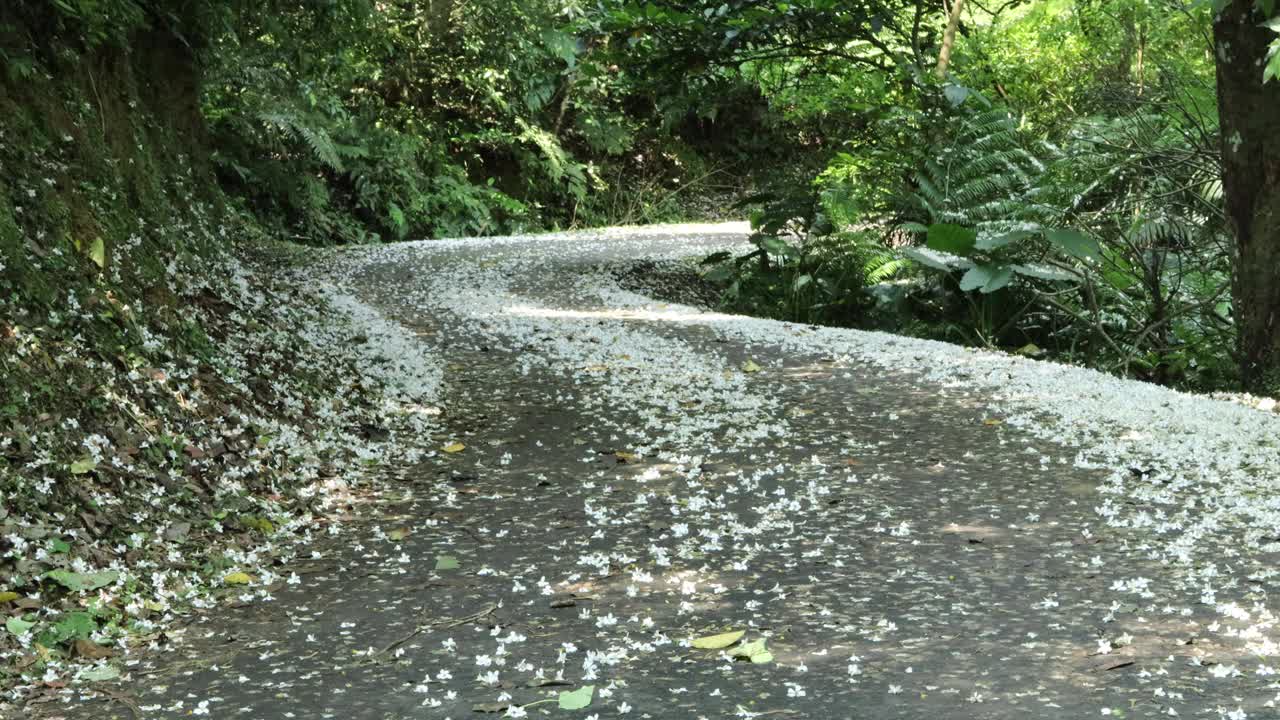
[441,602,499,629]
[376,602,499,657]
[734,706,799,717]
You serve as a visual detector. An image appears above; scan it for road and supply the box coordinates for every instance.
[38,223,1280,719]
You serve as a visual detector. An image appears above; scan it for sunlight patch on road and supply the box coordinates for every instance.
[505,304,742,324]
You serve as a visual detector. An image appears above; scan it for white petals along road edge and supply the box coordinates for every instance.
[318,223,1280,706]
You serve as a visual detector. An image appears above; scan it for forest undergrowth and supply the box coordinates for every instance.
[0,11,449,697]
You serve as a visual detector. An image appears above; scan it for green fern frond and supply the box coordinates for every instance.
[864,252,907,284]
[908,105,1054,232]
[257,110,344,171]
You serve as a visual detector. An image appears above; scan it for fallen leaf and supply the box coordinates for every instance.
[238,515,274,533]
[69,458,97,475]
[742,359,762,373]
[223,572,253,585]
[53,612,95,642]
[435,555,459,571]
[88,237,105,269]
[442,442,466,454]
[0,591,18,603]
[983,418,1003,426]
[729,638,773,664]
[692,629,746,649]
[558,685,595,710]
[614,451,638,463]
[45,569,119,593]
[387,528,410,541]
[5,617,34,637]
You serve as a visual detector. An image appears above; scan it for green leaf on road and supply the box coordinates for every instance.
[729,637,774,664]
[692,629,745,649]
[435,555,459,571]
[558,685,594,710]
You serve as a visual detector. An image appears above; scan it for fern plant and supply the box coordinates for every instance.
[256,110,348,172]
[863,248,908,285]
[910,108,1058,237]
[1035,107,1233,387]
[896,104,1093,300]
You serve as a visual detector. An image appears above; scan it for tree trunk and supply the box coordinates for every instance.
[935,0,965,79]
[1134,21,1145,95]
[1214,0,1280,392]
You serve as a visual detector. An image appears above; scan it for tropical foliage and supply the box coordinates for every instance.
[0,0,1277,392]
[674,0,1260,392]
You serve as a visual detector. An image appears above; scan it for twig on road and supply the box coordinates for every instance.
[734,707,798,717]
[376,602,499,657]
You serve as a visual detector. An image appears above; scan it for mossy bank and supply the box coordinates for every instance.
[0,8,444,700]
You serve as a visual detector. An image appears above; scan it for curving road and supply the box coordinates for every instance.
[39,223,1280,719]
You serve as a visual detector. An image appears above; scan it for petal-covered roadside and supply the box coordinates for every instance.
[24,223,1280,720]
[2,238,444,710]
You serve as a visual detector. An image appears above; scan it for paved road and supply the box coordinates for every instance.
[35,224,1280,719]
